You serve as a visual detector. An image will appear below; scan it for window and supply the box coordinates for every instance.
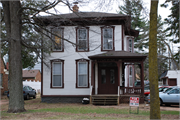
[169,89,180,94]
[76,27,89,51]
[127,37,133,52]
[0,74,2,87]
[101,26,114,51]
[51,59,64,88]
[51,27,64,51]
[76,59,89,88]
[129,66,133,87]
[129,39,132,52]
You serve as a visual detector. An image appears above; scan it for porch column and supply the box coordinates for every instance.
[140,61,144,97]
[91,60,95,94]
[95,61,98,95]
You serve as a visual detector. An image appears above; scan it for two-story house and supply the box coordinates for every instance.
[38,5,147,104]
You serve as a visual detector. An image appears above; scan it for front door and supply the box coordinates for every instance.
[98,67,118,94]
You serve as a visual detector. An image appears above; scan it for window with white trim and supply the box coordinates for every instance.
[76,27,89,51]
[51,27,64,51]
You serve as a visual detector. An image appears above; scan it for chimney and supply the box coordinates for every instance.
[72,2,79,12]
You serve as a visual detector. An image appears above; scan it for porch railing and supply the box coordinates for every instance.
[120,87,142,95]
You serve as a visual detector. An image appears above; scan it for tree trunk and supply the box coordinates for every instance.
[2,1,26,113]
[149,0,161,119]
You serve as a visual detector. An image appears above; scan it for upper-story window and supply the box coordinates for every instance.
[51,27,64,52]
[127,37,133,52]
[129,39,132,52]
[76,27,89,52]
[101,26,115,51]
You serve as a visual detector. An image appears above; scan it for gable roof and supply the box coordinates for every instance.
[160,71,168,79]
[22,70,40,78]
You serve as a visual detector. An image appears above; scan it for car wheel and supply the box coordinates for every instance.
[26,94,30,100]
[160,99,163,106]
[33,94,36,99]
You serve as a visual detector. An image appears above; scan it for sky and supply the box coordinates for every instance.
[47,0,171,20]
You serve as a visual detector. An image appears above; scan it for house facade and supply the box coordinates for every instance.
[39,7,147,104]
[160,70,180,86]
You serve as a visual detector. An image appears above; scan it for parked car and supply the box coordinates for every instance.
[7,85,36,100]
[145,85,171,100]
[159,86,171,93]
[147,86,180,106]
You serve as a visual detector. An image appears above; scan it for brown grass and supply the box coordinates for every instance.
[1,95,180,120]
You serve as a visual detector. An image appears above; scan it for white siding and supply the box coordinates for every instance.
[43,25,134,95]
[166,70,180,86]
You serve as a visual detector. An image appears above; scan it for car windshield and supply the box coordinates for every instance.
[159,87,165,92]
[163,88,173,93]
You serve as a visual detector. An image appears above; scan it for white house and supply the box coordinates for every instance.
[37,5,147,104]
[160,70,180,86]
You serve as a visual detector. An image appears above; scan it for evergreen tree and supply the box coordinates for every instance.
[118,0,149,51]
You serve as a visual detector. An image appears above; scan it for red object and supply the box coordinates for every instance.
[130,97,139,106]
[144,91,150,95]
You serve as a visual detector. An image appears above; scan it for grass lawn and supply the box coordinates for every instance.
[1,97,179,119]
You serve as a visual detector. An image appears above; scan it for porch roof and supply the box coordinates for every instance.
[88,51,147,61]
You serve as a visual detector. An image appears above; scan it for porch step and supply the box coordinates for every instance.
[92,95,118,105]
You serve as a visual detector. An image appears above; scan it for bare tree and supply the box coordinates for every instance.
[149,0,161,119]
[1,0,119,113]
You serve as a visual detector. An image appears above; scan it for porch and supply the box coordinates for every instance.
[88,51,147,105]
[90,86,144,105]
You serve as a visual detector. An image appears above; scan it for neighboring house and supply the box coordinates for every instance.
[37,5,147,104]
[0,57,9,95]
[160,70,180,86]
[23,70,41,82]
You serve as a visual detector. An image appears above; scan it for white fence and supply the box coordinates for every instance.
[23,80,41,94]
